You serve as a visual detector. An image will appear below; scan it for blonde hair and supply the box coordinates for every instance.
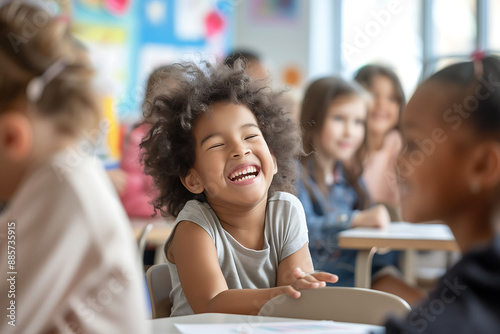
[0,0,100,135]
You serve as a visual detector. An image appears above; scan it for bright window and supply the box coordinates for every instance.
[341,0,422,98]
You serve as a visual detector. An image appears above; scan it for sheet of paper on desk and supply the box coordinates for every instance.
[175,321,377,334]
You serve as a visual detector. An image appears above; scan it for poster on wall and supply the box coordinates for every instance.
[250,0,300,25]
[137,0,231,99]
[76,0,132,16]
[73,0,136,107]
[140,0,228,48]
[72,0,136,164]
[71,0,233,162]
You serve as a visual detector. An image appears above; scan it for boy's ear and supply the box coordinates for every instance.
[180,169,205,194]
[468,141,500,192]
[0,112,32,161]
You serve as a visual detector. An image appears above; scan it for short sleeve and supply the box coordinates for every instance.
[166,200,218,248]
[268,192,309,262]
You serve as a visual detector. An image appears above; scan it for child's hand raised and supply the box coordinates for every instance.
[281,268,338,298]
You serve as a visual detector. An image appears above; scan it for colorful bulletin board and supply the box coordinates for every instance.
[71,0,234,165]
[136,0,232,110]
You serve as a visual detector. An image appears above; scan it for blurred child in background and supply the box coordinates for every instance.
[0,1,148,332]
[119,65,179,218]
[354,65,405,213]
[298,77,424,305]
[224,49,301,125]
[385,56,500,333]
[224,49,268,81]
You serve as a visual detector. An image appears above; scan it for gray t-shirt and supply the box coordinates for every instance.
[165,191,309,316]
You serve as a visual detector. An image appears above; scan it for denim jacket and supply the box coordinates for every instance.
[297,162,361,249]
[297,161,398,286]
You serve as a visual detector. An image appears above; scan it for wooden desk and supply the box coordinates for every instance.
[338,222,459,288]
[150,313,384,333]
[132,218,174,246]
[131,218,175,264]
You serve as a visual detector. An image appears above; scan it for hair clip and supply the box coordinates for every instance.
[471,50,486,79]
[26,58,67,104]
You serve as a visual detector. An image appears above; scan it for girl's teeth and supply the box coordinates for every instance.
[230,167,259,181]
[232,174,256,182]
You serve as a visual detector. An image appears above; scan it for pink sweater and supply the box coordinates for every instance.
[120,123,158,218]
[363,130,402,206]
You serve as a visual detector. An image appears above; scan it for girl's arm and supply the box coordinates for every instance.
[277,243,314,284]
[170,221,326,315]
[351,204,390,228]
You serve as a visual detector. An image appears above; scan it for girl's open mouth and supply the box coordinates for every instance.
[228,165,260,183]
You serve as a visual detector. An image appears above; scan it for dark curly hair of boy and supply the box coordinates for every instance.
[140,61,303,217]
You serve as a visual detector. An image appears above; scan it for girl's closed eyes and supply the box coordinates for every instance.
[245,134,259,140]
[208,143,224,150]
[204,132,262,151]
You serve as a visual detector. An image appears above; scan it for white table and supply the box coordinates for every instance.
[150,313,384,333]
[338,222,459,288]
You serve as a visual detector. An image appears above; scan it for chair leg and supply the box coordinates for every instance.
[354,247,377,288]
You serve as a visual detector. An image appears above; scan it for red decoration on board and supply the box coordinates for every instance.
[205,10,225,37]
[105,0,130,15]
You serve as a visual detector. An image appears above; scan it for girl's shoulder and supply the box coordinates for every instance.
[177,198,212,217]
[268,191,302,208]
[266,192,307,235]
[267,192,306,222]
[175,199,217,229]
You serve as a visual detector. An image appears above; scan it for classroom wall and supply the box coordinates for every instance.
[232,0,337,89]
[73,0,235,120]
[72,0,235,165]
[232,0,310,88]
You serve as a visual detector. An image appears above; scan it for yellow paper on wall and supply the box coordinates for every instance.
[103,96,121,161]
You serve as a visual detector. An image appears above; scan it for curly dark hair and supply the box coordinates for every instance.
[140,61,302,217]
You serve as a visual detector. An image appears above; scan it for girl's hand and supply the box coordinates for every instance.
[351,204,390,229]
[281,268,338,298]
